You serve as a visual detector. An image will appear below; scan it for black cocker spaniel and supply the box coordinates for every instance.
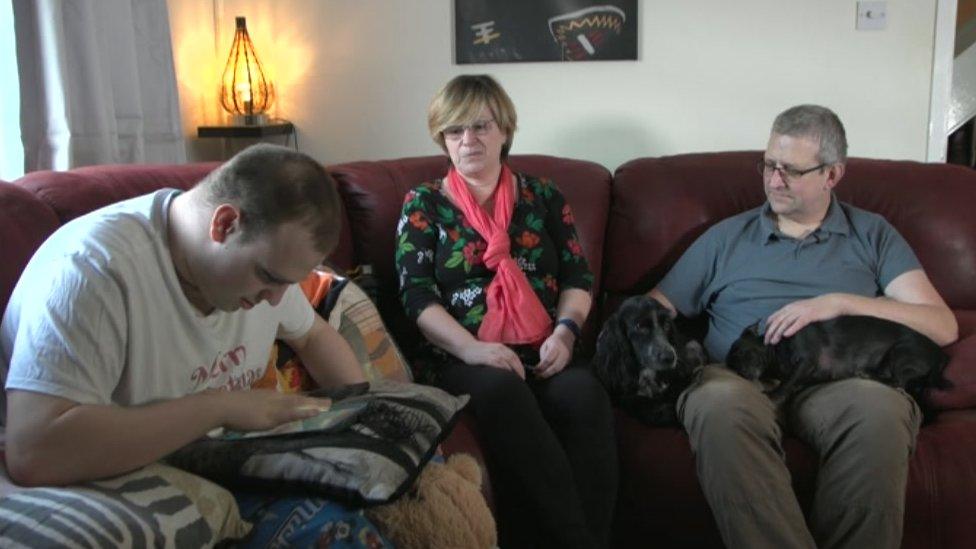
[726,315,951,421]
[593,295,705,425]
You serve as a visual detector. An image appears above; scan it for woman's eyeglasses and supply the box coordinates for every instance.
[442,119,495,140]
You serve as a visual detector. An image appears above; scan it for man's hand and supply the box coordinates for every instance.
[460,341,527,379]
[3,388,333,487]
[765,293,845,344]
[535,326,575,379]
[214,389,333,432]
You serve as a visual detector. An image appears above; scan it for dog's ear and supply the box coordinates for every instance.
[744,320,762,337]
[594,306,637,394]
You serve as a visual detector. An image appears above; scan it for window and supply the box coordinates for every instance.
[0,1,23,181]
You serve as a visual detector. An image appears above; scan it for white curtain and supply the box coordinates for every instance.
[0,2,23,181]
[14,0,185,171]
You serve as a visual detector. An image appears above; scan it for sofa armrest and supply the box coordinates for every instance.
[929,310,976,410]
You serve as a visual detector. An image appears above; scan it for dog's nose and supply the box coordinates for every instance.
[655,348,677,366]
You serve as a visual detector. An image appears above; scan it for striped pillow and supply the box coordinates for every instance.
[0,463,250,547]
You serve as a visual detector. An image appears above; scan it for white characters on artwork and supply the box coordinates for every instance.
[471,21,500,45]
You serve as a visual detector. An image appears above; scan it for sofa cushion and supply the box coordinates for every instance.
[613,405,976,547]
[932,310,976,410]
[328,154,612,356]
[253,269,412,393]
[0,183,59,317]
[902,411,976,547]
[612,409,818,547]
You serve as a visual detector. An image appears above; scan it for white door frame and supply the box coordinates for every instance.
[928,0,958,162]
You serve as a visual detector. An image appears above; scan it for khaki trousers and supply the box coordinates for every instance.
[677,365,921,549]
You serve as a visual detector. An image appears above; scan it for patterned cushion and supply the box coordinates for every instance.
[254,269,412,393]
[233,492,392,548]
[0,462,251,547]
[165,380,468,507]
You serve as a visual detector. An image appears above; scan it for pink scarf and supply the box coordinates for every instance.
[446,165,552,345]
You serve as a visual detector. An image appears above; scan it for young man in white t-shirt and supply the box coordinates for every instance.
[1,144,365,486]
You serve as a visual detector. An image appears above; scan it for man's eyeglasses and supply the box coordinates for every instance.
[442,119,495,140]
[757,160,827,183]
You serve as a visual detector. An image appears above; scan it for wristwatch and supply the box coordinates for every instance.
[556,318,582,340]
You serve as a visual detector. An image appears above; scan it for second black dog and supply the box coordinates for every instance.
[726,315,951,419]
[593,295,705,425]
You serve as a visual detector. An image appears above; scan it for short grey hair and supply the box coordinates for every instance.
[772,105,848,165]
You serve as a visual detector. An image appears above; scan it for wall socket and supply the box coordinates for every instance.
[857,1,887,31]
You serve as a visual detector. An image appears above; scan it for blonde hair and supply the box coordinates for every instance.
[427,74,517,159]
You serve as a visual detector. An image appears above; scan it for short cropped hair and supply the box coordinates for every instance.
[428,74,518,159]
[197,144,341,254]
[772,105,848,165]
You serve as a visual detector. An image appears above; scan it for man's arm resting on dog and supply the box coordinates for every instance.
[764,269,958,346]
[285,314,366,387]
[648,288,678,316]
[4,387,332,487]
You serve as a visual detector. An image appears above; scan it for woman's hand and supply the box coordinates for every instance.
[535,327,575,379]
[460,341,528,379]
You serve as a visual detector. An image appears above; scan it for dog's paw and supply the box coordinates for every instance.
[682,340,706,368]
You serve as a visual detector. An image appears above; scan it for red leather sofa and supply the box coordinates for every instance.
[3,152,975,548]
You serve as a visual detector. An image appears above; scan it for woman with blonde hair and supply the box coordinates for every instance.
[394,74,618,548]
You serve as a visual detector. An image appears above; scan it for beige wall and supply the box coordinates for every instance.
[168,0,939,170]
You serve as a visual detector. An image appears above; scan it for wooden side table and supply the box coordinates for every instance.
[197,122,297,158]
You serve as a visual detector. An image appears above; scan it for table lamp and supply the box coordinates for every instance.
[219,16,274,126]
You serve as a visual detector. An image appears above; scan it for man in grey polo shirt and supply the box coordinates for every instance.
[649,105,957,549]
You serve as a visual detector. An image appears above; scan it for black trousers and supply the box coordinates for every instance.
[433,357,618,549]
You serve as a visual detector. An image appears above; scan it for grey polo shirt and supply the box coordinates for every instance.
[657,197,921,362]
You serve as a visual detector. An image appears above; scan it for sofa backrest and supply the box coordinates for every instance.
[16,164,222,223]
[10,151,971,359]
[10,162,359,273]
[0,184,60,316]
[607,151,976,311]
[327,154,613,355]
[4,155,611,359]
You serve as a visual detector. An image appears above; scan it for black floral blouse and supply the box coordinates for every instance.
[395,172,593,336]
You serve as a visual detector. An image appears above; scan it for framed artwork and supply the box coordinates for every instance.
[455,0,638,64]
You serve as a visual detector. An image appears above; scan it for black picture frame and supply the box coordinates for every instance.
[455,0,638,64]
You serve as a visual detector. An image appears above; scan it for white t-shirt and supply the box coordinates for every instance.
[0,189,314,422]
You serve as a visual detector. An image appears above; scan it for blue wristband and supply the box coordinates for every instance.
[556,318,581,340]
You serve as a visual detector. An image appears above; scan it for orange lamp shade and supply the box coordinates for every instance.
[219,16,275,122]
